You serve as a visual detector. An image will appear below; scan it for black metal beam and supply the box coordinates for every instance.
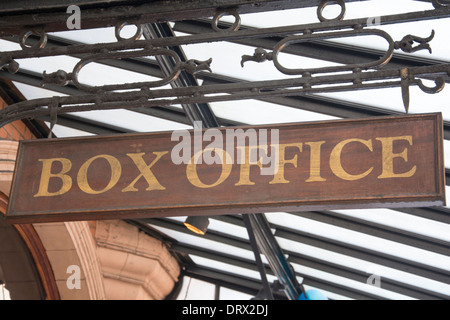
[173,19,450,72]
[144,217,255,255]
[288,251,447,300]
[213,214,450,298]
[0,34,166,79]
[148,218,371,300]
[0,0,367,36]
[145,215,450,300]
[242,214,275,300]
[172,242,271,274]
[198,71,450,139]
[0,0,360,14]
[142,23,219,128]
[214,211,450,268]
[38,114,134,135]
[183,265,288,300]
[177,232,446,299]
[246,213,303,300]
[185,263,379,300]
[276,227,450,286]
[5,33,450,138]
[394,207,450,225]
[0,68,243,130]
[292,211,450,256]
[142,21,303,300]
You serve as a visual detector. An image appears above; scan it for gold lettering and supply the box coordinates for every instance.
[186,148,232,188]
[34,158,73,197]
[330,139,373,181]
[305,141,327,182]
[269,143,303,184]
[376,136,417,179]
[235,145,264,186]
[122,152,168,192]
[77,155,121,194]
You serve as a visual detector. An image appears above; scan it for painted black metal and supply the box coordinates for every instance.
[242,214,275,300]
[247,213,305,300]
[143,22,301,300]
[1,6,449,126]
[146,215,450,300]
[143,23,220,128]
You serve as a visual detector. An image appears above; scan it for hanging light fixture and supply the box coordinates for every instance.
[184,216,210,235]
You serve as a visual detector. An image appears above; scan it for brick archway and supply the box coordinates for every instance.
[0,139,181,300]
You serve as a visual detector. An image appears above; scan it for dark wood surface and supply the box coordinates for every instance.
[7,113,445,223]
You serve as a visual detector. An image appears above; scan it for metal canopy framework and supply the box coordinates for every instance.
[0,0,450,300]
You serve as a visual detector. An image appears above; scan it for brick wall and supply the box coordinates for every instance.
[0,97,35,141]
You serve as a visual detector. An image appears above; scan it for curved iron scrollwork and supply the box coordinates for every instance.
[241,48,273,67]
[317,0,346,22]
[211,9,241,32]
[394,30,435,54]
[42,49,212,93]
[400,67,448,113]
[115,22,143,41]
[0,4,449,127]
[19,29,48,50]
[432,0,450,9]
[241,28,396,75]
[70,48,186,93]
[270,28,394,75]
[417,77,446,94]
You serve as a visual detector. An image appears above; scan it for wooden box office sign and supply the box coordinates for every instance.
[6,113,446,223]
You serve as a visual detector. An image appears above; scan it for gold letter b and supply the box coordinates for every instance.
[34,158,73,197]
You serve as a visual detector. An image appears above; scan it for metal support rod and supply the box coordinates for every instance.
[144,22,302,300]
[248,213,303,300]
[142,23,219,128]
[242,214,274,300]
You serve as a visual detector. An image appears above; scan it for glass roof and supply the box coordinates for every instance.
[1,0,449,300]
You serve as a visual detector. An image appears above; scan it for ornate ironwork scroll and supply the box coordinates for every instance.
[0,1,449,126]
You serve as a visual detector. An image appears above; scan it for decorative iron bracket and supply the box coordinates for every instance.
[0,2,449,126]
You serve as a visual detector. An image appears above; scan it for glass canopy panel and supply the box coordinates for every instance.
[318,86,450,120]
[44,122,95,137]
[190,255,279,283]
[291,262,417,300]
[150,224,257,262]
[266,212,450,272]
[238,0,435,28]
[275,236,450,298]
[208,100,338,125]
[334,208,450,243]
[218,287,254,300]
[176,277,216,300]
